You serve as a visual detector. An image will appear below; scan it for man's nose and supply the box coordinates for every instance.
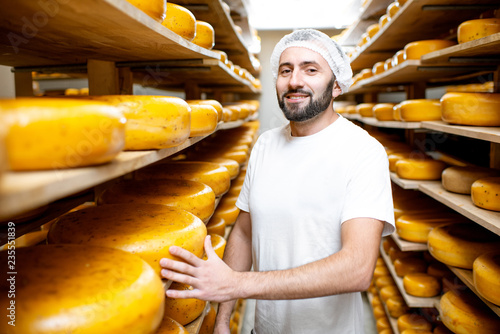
[288,71,304,88]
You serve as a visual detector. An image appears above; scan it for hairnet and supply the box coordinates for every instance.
[270,29,353,94]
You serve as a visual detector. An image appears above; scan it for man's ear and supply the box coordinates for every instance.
[332,81,342,99]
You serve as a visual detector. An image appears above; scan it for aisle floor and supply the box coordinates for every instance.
[240,293,378,333]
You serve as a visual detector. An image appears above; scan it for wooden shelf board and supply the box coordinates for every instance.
[447,266,500,317]
[361,117,422,129]
[421,121,500,144]
[380,243,440,308]
[390,172,434,190]
[0,0,219,68]
[186,301,211,334]
[391,233,428,252]
[418,182,500,236]
[0,119,250,221]
[349,0,497,70]
[421,32,500,65]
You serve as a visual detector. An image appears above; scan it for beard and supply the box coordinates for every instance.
[278,78,335,122]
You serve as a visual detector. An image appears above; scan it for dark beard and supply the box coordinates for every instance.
[278,78,335,122]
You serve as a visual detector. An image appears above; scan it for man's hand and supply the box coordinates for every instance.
[160,235,240,303]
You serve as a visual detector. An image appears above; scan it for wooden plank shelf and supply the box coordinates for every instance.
[391,172,424,190]
[349,0,498,71]
[185,301,211,334]
[391,233,428,252]
[0,0,219,68]
[0,119,252,221]
[360,117,421,129]
[421,121,500,144]
[418,181,500,236]
[421,32,500,65]
[447,266,500,317]
[380,244,440,308]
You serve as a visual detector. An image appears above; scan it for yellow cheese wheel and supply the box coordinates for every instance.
[155,316,189,334]
[375,275,395,290]
[440,92,500,126]
[393,103,402,121]
[198,303,216,334]
[373,305,386,319]
[440,289,500,334]
[186,99,223,122]
[392,50,405,67]
[371,294,383,308]
[222,107,233,122]
[184,157,240,180]
[383,237,397,254]
[204,233,226,259]
[428,223,500,269]
[379,14,390,28]
[442,166,500,194]
[0,98,126,170]
[397,313,432,332]
[426,260,453,279]
[97,179,216,223]
[387,2,400,18]
[356,103,376,117]
[372,61,386,75]
[0,244,164,334]
[403,273,441,297]
[47,204,206,276]
[379,329,393,334]
[360,68,373,80]
[162,3,196,41]
[192,20,215,49]
[380,285,402,302]
[399,99,441,122]
[164,283,206,326]
[388,151,428,173]
[374,264,391,279]
[212,49,229,65]
[91,95,191,150]
[404,40,456,60]
[395,211,465,243]
[212,200,240,226]
[471,176,500,211]
[384,58,393,71]
[395,158,447,180]
[207,216,227,236]
[433,323,454,334]
[374,103,397,121]
[458,18,500,44]
[366,24,380,38]
[394,257,428,277]
[376,316,391,332]
[386,296,409,318]
[473,251,500,306]
[135,161,231,197]
[126,0,166,22]
[187,103,218,137]
[401,330,433,334]
[388,247,420,263]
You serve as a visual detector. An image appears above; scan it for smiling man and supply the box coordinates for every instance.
[160,29,395,334]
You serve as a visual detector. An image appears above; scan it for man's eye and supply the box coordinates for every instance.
[280,69,291,75]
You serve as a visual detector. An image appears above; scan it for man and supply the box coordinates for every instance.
[160,29,395,334]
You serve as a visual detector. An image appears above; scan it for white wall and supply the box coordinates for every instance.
[0,66,15,98]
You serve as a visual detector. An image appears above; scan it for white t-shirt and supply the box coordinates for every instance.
[236,115,395,334]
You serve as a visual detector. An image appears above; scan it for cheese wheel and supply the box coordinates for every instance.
[187,104,218,137]
[187,100,223,122]
[384,58,393,71]
[373,305,386,319]
[395,212,465,243]
[0,229,47,250]
[379,14,390,28]
[386,296,409,318]
[426,260,453,279]
[374,103,397,121]
[395,158,447,180]
[0,98,126,170]
[379,329,393,334]
[380,285,401,302]
[473,251,500,305]
[91,95,191,150]
[371,294,383,308]
[389,247,420,263]
[458,18,500,44]
[388,151,428,173]
[392,50,405,67]
[374,264,391,280]
[442,166,500,194]
[399,99,441,122]
[383,237,398,254]
[360,68,373,80]
[401,330,432,334]
[403,273,441,297]
[164,283,206,325]
[404,40,456,60]
[394,257,428,277]
[184,157,240,180]
[440,289,500,334]
[126,0,166,22]
[204,233,226,259]
[397,313,432,332]
[376,316,391,332]
[375,275,395,290]
[198,303,216,334]
[47,204,206,276]
[428,223,500,269]
[212,50,229,64]
[97,179,215,223]
[0,244,164,334]
[471,177,500,211]
[440,92,500,126]
[207,216,227,236]
[366,24,380,38]
[387,2,400,18]
[135,161,231,197]
[155,316,189,334]
[192,20,215,49]
[212,200,240,226]
[393,103,402,121]
[372,61,386,75]
[356,103,376,117]
[162,3,196,41]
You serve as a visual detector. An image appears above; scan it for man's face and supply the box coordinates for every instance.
[276,47,340,122]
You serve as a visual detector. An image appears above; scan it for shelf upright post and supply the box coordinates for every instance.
[14,71,34,97]
[490,66,500,169]
[185,80,202,100]
[87,59,119,95]
[118,67,134,95]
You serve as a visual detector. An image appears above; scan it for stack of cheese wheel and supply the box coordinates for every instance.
[356,103,376,117]
[395,157,447,180]
[404,40,456,60]
[386,295,409,318]
[97,179,216,223]
[90,95,191,150]
[164,282,206,326]
[397,99,441,122]
[0,98,126,170]
[440,288,500,333]
[440,92,500,126]
[428,222,500,269]
[397,313,432,333]
[403,273,441,297]
[442,165,500,194]
[191,20,215,49]
[374,103,397,121]
[457,18,500,43]
[162,3,196,41]
[471,177,500,211]
[126,0,166,22]
[135,161,231,197]
[473,251,500,306]
[0,244,165,333]
[47,203,207,276]
[211,192,240,226]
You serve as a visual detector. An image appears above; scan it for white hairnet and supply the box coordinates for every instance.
[270,29,353,94]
